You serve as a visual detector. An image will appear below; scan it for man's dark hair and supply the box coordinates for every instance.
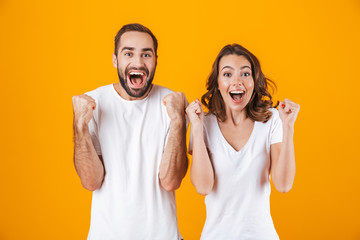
[114,23,158,57]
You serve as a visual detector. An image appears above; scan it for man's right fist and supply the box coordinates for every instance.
[72,94,96,127]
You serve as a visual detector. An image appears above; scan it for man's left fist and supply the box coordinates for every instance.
[163,92,188,121]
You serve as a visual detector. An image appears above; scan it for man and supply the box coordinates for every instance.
[72,23,188,240]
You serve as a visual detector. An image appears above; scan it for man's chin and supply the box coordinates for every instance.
[125,82,153,98]
[118,70,154,98]
[128,88,147,98]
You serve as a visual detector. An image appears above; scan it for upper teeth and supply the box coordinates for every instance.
[230,91,244,94]
[130,72,144,76]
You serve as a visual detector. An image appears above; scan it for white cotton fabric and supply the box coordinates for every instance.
[190,108,283,240]
[85,84,181,240]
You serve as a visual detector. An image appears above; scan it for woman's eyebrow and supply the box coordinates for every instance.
[240,66,251,70]
[221,66,234,71]
[221,65,251,71]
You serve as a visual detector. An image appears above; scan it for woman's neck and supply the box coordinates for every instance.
[224,108,248,126]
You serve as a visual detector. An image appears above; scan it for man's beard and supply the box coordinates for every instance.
[117,66,155,98]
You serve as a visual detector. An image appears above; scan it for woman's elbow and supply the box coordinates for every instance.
[275,182,293,193]
[195,186,212,195]
[192,181,214,195]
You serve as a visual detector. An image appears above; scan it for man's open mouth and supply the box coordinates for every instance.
[127,71,146,88]
[229,90,245,102]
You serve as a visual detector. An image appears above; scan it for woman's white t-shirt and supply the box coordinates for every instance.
[191,108,283,240]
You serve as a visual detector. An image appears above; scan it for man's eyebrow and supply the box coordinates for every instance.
[121,47,134,52]
[142,48,154,53]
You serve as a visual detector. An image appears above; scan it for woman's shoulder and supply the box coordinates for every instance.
[204,112,216,121]
[269,107,279,117]
[265,108,282,129]
[203,112,218,129]
[257,108,280,127]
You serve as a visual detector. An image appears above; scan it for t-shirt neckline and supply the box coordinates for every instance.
[213,114,258,154]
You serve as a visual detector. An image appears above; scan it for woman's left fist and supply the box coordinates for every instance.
[279,99,300,128]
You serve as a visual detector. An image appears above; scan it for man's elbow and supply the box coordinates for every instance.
[81,179,102,191]
[160,179,182,192]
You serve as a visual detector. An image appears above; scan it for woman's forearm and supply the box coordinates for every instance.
[190,125,214,195]
[271,125,296,193]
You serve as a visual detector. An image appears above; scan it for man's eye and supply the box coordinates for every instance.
[224,73,231,77]
[125,53,132,57]
[143,53,151,57]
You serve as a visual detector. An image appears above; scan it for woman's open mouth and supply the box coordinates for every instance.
[229,90,245,103]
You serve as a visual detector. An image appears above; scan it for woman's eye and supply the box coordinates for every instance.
[224,73,231,77]
[242,72,250,77]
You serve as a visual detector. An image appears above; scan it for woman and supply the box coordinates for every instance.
[186,44,300,239]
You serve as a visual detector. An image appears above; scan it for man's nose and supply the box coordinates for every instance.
[132,55,144,67]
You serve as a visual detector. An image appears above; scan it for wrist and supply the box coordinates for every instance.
[74,119,89,133]
[282,124,294,135]
[191,122,204,133]
[170,113,186,125]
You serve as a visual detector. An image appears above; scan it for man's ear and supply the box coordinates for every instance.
[112,53,118,68]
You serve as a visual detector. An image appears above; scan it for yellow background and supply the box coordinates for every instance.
[1,0,360,239]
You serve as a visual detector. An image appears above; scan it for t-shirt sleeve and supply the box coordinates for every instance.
[88,116,102,155]
[270,109,283,145]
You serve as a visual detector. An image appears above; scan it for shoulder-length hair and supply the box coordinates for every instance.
[201,44,278,123]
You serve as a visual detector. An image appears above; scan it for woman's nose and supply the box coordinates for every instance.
[231,75,242,86]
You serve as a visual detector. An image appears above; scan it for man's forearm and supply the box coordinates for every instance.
[159,118,188,192]
[74,123,104,191]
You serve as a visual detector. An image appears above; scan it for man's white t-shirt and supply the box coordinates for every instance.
[190,108,283,240]
[85,84,181,240]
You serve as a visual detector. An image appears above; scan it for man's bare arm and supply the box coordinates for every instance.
[73,95,105,191]
[158,92,188,192]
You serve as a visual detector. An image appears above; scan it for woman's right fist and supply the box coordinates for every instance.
[72,94,96,127]
[186,99,204,128]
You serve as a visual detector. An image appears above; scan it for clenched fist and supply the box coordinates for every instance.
[279,98,300,128]
[72,94,96,128]
[186,99,204,128]
[163,92,187,122]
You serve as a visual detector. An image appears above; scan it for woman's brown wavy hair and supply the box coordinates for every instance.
[201,44,278,123]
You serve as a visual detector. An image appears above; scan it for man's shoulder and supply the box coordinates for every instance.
[85,84,113,99]
[152,84,175,97]
[153,84,175,94]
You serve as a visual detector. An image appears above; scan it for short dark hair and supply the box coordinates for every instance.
[201,44,278,123]
[114,23,158,57]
